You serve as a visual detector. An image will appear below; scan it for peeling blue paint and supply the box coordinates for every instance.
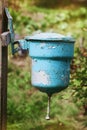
[16,32,75,95]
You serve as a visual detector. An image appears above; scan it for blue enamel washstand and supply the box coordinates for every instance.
[4,8,75,120]
[17,33,75,96]
[15,33,75,119]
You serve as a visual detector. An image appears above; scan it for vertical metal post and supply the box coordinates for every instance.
[0,22,2,130]
[0,1,3,128]
[0,0,8,130]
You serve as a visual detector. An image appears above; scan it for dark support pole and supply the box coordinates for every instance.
[0,0,8,130]
[0,1,2,128]
[1,48,8,130]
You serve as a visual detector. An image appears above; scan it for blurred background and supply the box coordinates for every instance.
[7,0,87,130]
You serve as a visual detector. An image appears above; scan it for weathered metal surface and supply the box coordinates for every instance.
[25,32,75,42]
[0,1,3,127]
[17,32,75,96]
[1,31,10,46]
[31,57,71,95]
[32,70,50,85]
[0,0,8,130]
[12,40,26,54]
[0,8,14,50]
[1,47,8,130]
[5,8,14,54]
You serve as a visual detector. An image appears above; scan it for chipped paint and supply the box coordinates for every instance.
[32,59,37,64]
[61,68,70,85]
[48,46,56,49]
[61,75,69,85]
[32,71,50,85]
[40,42,46,49]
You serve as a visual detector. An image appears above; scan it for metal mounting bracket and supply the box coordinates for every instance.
[0,8,16,54]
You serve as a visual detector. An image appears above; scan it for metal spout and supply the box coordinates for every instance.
[45,95,51,120]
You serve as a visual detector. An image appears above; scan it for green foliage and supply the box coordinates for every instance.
[8,63,31,122]
[71,48,87,106]
[9,6,87,37]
